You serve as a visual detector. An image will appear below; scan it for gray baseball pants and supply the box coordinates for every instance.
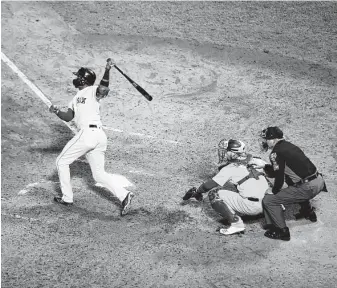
[262,175,325,228]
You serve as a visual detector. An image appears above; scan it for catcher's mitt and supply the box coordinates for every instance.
[182,187,203,201]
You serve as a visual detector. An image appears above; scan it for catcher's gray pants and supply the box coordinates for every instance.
[262,175,325,229]
[209,189,263,221]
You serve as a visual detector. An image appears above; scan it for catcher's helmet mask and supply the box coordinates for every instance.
[73,67,96,88]
[218,139,246,164]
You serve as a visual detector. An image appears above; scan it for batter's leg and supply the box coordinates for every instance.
[86,149,129,202]
[56,130,91,203]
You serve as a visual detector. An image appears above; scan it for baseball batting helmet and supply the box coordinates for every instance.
[73,67,96,88]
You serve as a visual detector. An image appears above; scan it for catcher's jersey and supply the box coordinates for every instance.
[212,157,269,200]
[69,85,102,130]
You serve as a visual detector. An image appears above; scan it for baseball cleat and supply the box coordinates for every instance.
[264,227,290,241]
[121,192,134,216]
[54,196,73,206]
[294,208,317,222]
[219,225,245,235]
[219,227,245,235]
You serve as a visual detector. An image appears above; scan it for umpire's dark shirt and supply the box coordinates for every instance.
[267,140,317,193]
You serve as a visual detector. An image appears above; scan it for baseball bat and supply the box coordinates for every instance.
[107,58,153,101]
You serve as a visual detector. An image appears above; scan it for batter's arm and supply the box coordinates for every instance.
[96,60,113,100]
[49,105,74,122]
[99,62,111,87]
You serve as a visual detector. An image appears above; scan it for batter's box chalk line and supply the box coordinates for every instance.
[2,212,40,222]
[18,175,134,196]
[1,51,181,145]
[18,180,60,195]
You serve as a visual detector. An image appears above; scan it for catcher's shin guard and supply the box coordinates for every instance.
[209,190,234,222]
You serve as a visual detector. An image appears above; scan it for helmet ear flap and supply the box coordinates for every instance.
[84,68,96,85]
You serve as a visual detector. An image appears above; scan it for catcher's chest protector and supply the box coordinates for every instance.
[236,166,265,186]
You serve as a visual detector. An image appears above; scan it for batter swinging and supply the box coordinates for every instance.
[49,60,134,216]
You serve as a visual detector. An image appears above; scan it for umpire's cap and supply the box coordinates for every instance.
[261,126,283,140]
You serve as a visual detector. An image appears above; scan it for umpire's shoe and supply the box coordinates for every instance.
[121,192,134,216]
[54,196,73,206]
[182,187,203,201]
[294,207,317,222]
[264,227,290,241]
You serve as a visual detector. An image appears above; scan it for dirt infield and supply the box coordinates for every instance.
[1,2,337,287]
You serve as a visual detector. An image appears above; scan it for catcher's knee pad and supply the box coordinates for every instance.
[208,189,220,203]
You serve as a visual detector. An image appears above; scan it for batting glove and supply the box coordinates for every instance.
[49,104,60,114]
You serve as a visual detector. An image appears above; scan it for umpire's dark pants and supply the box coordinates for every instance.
[262,175,325,229]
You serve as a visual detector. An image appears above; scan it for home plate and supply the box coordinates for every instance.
[95,174,134,189]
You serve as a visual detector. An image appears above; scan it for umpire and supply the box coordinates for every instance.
[258,126,327,241]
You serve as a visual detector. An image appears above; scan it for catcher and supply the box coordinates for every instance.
[183,139,270,235]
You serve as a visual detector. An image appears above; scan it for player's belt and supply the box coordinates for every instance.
[89,124,99,128]
[247,197,259,202]
[295,171,319,185]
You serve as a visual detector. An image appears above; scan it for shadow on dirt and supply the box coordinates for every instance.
[45,159,123,208]
[182,194,303,228]
[90,185,123,207]
[46,157,92,181]
[28,144,67,154]
[28,123,74,154]
[126,206,195,230]
[62,205,122,222]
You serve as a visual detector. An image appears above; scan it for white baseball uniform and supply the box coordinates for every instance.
[56,85,129,203]
[212,157,269,216]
